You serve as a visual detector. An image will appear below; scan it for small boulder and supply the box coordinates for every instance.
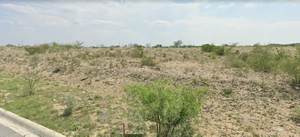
[53,68,61,73]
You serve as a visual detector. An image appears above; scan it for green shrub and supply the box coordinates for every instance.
[154,66,161,71]
[245,126,253,132]
[25,41,83,54]
[72,41,84,48]
[174,123,195,137]
[275,47,288,60]
[5,44,16,47]
[23,70,39,95]
[123,79,207,137]
[24,47,39,55]
[183,53,189,60]
[201,44,215,52]
[76,53,91,60]
[62,106,73,117]
[224,45,300,88]
[251,45,268,54]
[174,40,183,48]
[210,52,217,59]
[247,48,277,73]
[215,46,225,55]
[291,106,300,123]
[94,95,102,100]
[223,87,232,96]
[61,93,77,117]
[224,45,235,55]
[239,53,250,62]
[226,46,281,73]
[281,58,300,86]
[52,43,81,51]
[96,110,102,114]
[24,44,50,55]
[153,44,162,48]
[295,46,300,58]
[225,54,247,68]
[141,56,156,66]
[234,50,240,54]
[131,46,144,58]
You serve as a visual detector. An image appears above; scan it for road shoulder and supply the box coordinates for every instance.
[0,116,39,137]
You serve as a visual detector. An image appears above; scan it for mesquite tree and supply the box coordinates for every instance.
[124,79,207,137]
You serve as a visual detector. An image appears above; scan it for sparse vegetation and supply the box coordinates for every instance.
[61,93,77,117]
[275,47,288,60]
[0,73,93,136]
[281,58,300,86]
[245,125,253,132]
[210,51,217,59]
[131,44,144,58]
[1,42,300,136]
[94,95,102,100]
[141,56,156,66]
[23,70,39,95]
[225,54,247,68]
[24,43,50,55]
[291,107,300,123]
[223,87,232,96]
[24,41,83,55]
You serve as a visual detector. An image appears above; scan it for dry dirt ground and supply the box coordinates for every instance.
[0,46,300,136]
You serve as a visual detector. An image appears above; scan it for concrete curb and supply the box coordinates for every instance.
[0,107,65,137]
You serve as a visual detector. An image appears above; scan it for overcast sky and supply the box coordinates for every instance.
[1,0,300,46]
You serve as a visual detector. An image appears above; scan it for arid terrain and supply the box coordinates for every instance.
[0,44,300,136]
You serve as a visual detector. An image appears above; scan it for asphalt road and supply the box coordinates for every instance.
[0,107,63,137]
[0,123,22,137]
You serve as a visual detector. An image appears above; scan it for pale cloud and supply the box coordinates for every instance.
[89,20,126,26]
[0,4,38,14]
[217,2,235,10]
[174,19,200,26]
[3,8,70,27]
[271,21,300,28]
[155,31,170,36]
[37,15,70,27]
[275,0,300,2]
[45,22,58,27]
[20,27,35,31]
[121,29,138,34]
[174,17,300,45]
[151,20,172,27]
[72,19,82,25]
[142,20,148,23]
[205,4,211,9]
[60,5,98,15]
[0,19,15,25]
[143,20,172,27]
[245,3,256,8]
[92,30,116,36]
[175,16,249,27]
[0,1,299,46]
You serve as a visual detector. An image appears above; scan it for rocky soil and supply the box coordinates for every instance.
[0,46,299,136]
